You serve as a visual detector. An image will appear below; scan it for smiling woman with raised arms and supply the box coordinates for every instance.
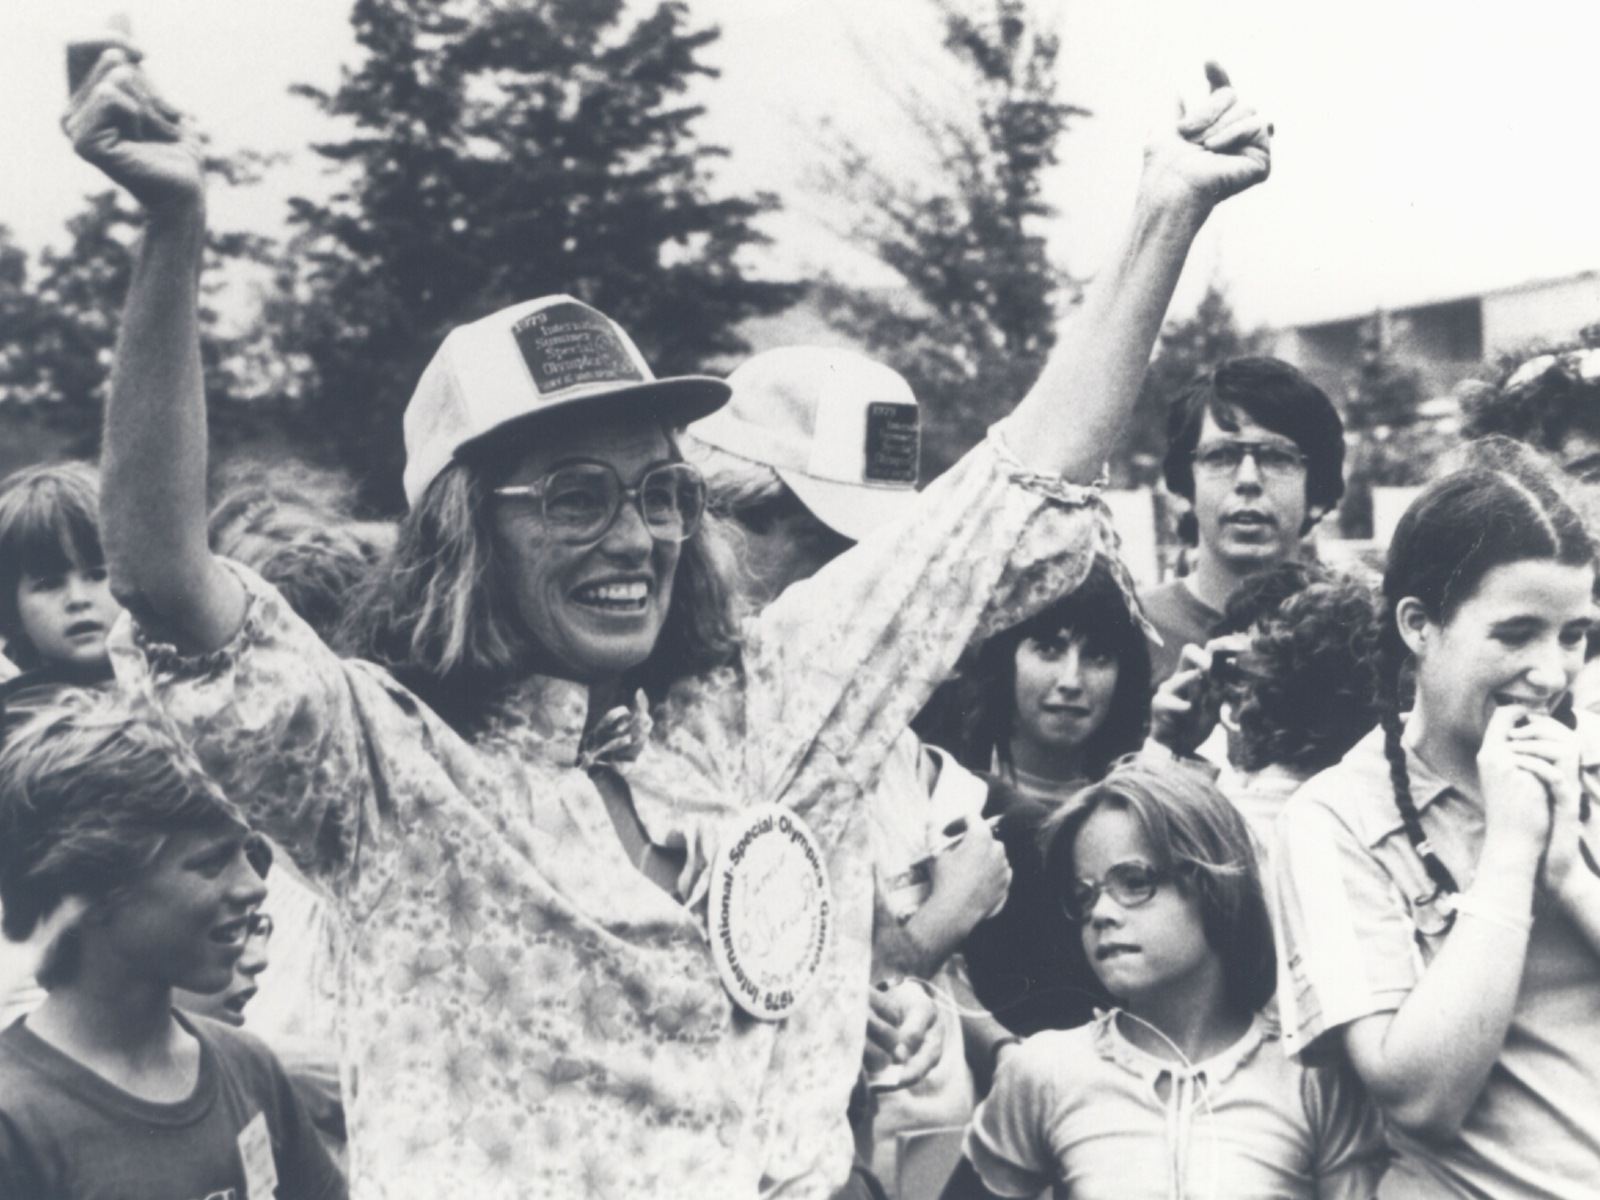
[69,45,1270,1200]
[1275,437,1600,1198]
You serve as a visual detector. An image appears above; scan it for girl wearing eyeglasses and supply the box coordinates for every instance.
[71,43,1273,1200]
[1274,438,1600,1199]
[946,761,1384,1200]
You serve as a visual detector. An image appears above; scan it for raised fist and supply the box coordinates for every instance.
[1143,62,1272,209]
[63,46,204,213]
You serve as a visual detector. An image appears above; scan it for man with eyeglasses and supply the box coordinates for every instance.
[1141,357,1346,683]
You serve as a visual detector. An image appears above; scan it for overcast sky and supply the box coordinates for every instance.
[3,0,1599,330]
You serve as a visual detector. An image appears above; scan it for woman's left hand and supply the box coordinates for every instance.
[1504,711,1584,898]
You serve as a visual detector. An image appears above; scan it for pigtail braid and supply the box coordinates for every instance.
[1379,705,1459,899]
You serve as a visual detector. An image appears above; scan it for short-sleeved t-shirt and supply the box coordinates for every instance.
[963,1009,1385,1200]
[1139,578,1221,685]
[0,1010,345,1200]
[1275,722,1600,1199]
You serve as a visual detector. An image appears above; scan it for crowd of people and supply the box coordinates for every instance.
[0,43,1596,1200]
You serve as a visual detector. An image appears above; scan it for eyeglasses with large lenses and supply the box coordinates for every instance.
[495,462,706,545]
[1063,861,1167,923]
[1191,440,1306,478]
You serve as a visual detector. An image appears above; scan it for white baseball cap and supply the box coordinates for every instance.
[402,295,730,507]
[688,347,920,541]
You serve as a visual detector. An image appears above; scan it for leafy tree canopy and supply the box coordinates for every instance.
[285,0,801,509]
[0,160,279,462]
[816,0,1087,479]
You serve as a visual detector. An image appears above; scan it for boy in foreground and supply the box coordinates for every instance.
[0,691,345,1200]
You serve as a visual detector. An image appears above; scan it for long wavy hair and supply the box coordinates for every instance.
[336,425,741,732]
[921,558,1151,781]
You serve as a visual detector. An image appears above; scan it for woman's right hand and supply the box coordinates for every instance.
[1149,638,1243,757]
[62,46,203,214]
[1477,705,1558,859]
[864,980,945,1092]
[927,817,1012,924]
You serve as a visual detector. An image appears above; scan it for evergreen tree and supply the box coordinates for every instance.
[0,184,284,462]
[285,0,800,509]
[1336,313,1435,537]
[817,0,1087,478]
[0,194,138,454]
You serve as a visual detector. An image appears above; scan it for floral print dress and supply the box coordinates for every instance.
[109,427,1120,1200]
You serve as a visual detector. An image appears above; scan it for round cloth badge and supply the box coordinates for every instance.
[709,804,833,1021]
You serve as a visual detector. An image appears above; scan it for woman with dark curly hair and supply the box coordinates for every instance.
[1227,573,1385,837]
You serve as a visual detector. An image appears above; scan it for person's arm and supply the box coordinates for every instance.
[884,828,1012,980]
[1538,716,1600,956]
[1339,707,1554,1140]
[1547,867,1600,956]
[1006,63,1270,481]
[65,48,246,653]
[946,960,1020,1096]
[949,1040,1057,1199]
[738,67,1272,831]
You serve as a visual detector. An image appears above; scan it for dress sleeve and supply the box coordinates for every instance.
[107,561,387,884]
[1300,1057,1389,1200]
[741,423,1119,815]
[962,1044,1060,1198]
[1273,791,1421,1060]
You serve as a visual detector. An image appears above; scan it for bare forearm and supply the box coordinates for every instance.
[897,891,990,978]
[1008,193,1209,480]
[102,200,243,650]
[1348,843,1537,1137]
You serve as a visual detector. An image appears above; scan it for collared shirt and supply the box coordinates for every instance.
[964,1009,1384,1200]
[1275,721,1600,1199]
[109,427,1115,1200]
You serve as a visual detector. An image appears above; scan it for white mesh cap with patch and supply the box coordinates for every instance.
[687,346,921,541]
[402,294,729,507]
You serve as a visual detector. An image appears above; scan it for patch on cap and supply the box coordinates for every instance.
[864,402,919,484]
[512,301,645,395]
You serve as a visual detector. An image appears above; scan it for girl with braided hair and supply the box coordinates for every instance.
[1273,437,1600,1199]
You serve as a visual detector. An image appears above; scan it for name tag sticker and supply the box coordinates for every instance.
[237,1111,279,1200]
[709,805,833,1021]
[863,402,919,484]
